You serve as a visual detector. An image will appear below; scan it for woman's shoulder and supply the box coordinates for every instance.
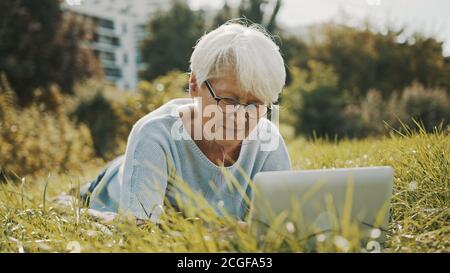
[248,117,284,143]
[130,98,190,139]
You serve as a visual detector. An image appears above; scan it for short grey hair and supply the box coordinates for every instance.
[189,20,286,104]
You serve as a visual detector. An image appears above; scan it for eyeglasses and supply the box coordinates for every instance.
[204,80,272,119]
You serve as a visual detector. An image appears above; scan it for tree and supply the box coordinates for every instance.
[0,0,100,107]
[49,11,102,98]
[211,0,282,33]
[140,0,205,81]
[282,25,450,138]
[310,24,450,99]
[282,61,345,137]
[211,1,234,28]
[278,34,308,85]
[238,0,282,33]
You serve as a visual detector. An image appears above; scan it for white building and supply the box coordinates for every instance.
[62,0,170,91]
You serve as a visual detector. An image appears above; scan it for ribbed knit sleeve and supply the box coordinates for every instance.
[119,126,169,222]
[260,132,292,172]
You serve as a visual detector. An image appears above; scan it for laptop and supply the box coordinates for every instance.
[249,166,394,245]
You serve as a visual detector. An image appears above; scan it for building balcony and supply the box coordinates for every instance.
[100,59,118,69]
[96,26,118,38]
[104,67,122,78]
[91,41,119,53]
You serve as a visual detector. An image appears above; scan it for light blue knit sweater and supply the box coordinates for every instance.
[87,99,291,221]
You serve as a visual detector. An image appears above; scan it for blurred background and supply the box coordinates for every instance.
[0,0,449,180]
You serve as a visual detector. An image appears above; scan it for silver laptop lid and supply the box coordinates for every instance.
[249,166,394,244]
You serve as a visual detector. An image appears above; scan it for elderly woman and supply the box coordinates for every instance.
[81,22,291,223]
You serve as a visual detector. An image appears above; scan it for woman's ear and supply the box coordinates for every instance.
[188,72,197,97]
[189,83,196,95]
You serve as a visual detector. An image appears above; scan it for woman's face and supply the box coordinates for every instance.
[190,72,266,147]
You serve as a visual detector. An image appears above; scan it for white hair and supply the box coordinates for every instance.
[189,20,286,104]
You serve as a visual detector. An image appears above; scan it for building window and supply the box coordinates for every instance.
[100,52,115,61]
[98,18,114,30]
[112,37,120,46]
[123,53,128,64]
[104,68,122,78]
[136,51,142,63]
[94,34,120,47]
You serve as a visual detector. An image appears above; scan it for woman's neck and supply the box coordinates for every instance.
[180,104,242,167]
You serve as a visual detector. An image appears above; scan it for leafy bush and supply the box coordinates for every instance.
[351,84,450,136]
[281,62,349,138]
[282,64,450,138]
[0,74,94,181]
[298,24,450,99]
[299,85,347,138]
[386,83,450,132]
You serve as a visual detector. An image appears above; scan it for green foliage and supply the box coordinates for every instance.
[281,62,345,137]
[282,61,450,138]
[0,74,95,180]
[299,24,450,99]
[140,0,205,80]
[0,0,101,108]
[344,84,450,138]
[136,70,190,113]
[211,0,282,33]
[277,35,309,85]
[72,90,123,160]
[0,69,188,178]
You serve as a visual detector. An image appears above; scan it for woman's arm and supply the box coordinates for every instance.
[119,129,169,222]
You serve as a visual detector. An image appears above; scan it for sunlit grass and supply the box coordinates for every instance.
[0,125,448,253]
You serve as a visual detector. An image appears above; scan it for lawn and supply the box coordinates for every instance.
[0,127,448,253]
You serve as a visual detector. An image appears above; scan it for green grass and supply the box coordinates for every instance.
[0,127,449,253]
